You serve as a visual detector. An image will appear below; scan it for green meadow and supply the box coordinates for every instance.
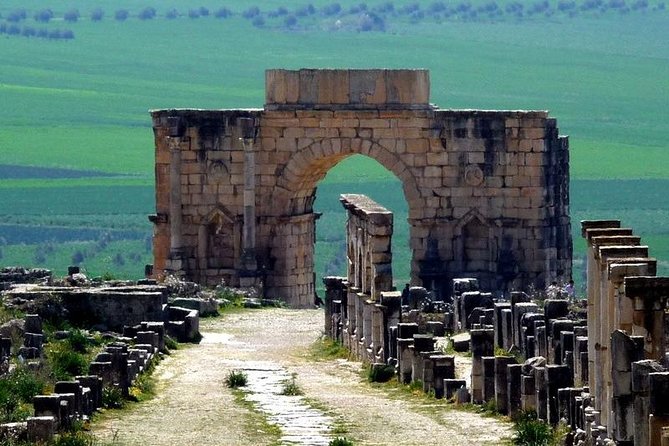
[0,0,667,289]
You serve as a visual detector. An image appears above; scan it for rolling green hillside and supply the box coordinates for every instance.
[0,0,667,290]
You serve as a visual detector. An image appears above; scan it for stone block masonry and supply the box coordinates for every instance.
[150,68,571,307]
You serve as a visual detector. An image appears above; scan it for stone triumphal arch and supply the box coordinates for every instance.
[149,69,571,307]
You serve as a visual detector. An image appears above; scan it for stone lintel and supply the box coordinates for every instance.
[591,235,641,249]
[608,261,657,284]
[584,228,634,242]
[597,246,649,261]
[581,220,621,238]
[624,277,669,299]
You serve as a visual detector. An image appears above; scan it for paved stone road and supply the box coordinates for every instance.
[93,308,511,445]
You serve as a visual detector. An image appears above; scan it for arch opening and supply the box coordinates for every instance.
[312,154,410,295]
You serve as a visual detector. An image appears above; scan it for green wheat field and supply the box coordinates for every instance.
[0,0,667,294]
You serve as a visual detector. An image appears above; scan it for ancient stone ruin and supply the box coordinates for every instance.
[149,68,571,307]
[324,216,669,445]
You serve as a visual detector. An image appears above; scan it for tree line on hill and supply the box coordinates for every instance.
[0,0,665,40]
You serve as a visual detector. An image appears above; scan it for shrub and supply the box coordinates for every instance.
[67,329,91,353]
[91,8,104,21]
[367,364,395,382]
[102,386,124,409]
[188,9,200,18]
[48,347,88,380]
[280,374,303,395]
[329,438,354,446]
[225,369,248,388]
[138,7,156,20]
[512,411,552,445]
[53,430,96,446]
[0,367,47,422]
[165,9,179,19]
[199,7,210,17]
[251,16,265,27]
[114,9,129,21]
[64,9,80,22]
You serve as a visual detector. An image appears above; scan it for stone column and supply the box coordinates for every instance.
[323,276,347,339]
[482,356,496,403]
[470,329,494,404]
[239,117,258,282]
[495,356,515,414]
[546,364,573,425]
[507,364,522,419]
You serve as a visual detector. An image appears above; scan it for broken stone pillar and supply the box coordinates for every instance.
[470,328,494,404]
[649,372,669,446]
[501,308,513,351]
[482,356,496,403]
[632,360,665,446]
[411,334,435,386]
[397,339,414,384]
[345,287,359,350]
[513,302,539,349]
[521,373,536,412]
[535,322,548,358]
[549,319,574,365]
[611,330,645,444]
[495,356,515,414]
[432,355,455,399]
[546,364,573,425]
[445,379,467,400]
[380,291,401,361]
[323,276,347,338]
[493,302,511,349]
[574,336,589,387]
[535,366,548,421]
[507,364,522,419]
[24,314,42,334]
[27,416,56,444]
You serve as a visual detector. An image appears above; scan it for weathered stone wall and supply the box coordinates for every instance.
[150,68,571,306]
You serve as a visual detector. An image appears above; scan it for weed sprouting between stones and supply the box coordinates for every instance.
[279,373,303,396]
[328,437,354,446]
[225,369,248,388]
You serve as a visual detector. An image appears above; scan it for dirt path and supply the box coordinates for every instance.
[93,308,511,445]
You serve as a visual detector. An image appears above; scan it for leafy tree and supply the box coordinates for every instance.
[198,7,210,16]
[21,26,36,37]
[6,9,27,23]
[72,250,85,265]
[36,28,48,38]
[251,16,265,26]
[321,3,342,16]
[7,25,20,35]
[64,9,80,22]
[188,9,200,18]
[113,252,125,266]
[62,29,74,39]
[284,15,298,27]
[295,4,316,16]
[139,7,157,20]
[166,9,179,19]
[214,7,232,18]
[114,9,129,21]
[242,6,261,19]
[91,8,104,21]
[34,9,54,23]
